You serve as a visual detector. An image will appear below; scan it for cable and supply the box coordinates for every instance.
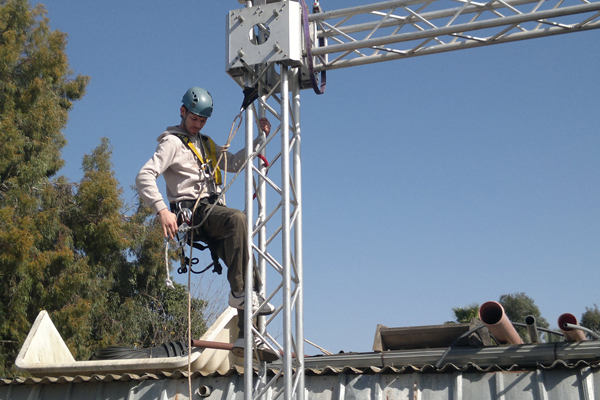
[563,323,600,340]
[435,321,570,368]
[435,324,487,368]
[300,0,326,94]
[511,322,565,338]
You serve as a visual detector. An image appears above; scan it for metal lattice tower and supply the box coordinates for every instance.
[225,1,600,400]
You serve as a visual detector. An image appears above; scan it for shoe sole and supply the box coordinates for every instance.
[228,304,275,316]
[232,346,279,362]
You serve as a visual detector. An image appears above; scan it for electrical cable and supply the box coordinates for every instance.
[562,322,600,340]
[435,322,568,368]
[435,324,487,368]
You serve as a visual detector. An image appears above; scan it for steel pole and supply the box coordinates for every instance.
[291,67,305,400]
[243,73,255,400]
[280,65,293,400]
[242,3,255,399]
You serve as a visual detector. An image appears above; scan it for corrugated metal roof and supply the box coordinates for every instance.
[299,341,600,370]
[6,309,600,399]
[2,362,599,399]
[2,356,598,385]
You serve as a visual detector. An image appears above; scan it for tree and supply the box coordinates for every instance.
[580,304,600,338]
[0,0,209,377]
[448,303,480,324]
[1,137,210,376]
[0,0,89,375]
[499,292,549,342]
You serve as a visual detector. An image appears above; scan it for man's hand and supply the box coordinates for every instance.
[259,118,271,136]
[158,208,179,239]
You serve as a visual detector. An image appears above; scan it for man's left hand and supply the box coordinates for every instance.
[259,118,271,136]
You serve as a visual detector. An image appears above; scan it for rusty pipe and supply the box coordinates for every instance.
[190,339,291,358]
[558,313,587,342]
[190,339,234,350]
[479,301,524,345]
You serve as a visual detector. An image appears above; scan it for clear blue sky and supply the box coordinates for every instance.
[41,0,600,354]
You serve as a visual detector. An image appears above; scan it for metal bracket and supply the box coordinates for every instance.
[227,1,302,74]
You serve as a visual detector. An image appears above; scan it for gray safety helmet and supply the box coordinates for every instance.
[182,87,213,118]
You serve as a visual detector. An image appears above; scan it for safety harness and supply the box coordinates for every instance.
[172,133,224,276]
[176,134,223,186]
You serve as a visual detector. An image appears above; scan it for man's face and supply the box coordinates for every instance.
[181,106,207,135]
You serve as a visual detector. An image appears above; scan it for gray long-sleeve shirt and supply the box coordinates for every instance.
[136,126,249,214]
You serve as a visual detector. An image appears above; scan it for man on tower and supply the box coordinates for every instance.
[136,87,275,356]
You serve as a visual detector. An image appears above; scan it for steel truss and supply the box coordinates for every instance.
[232,39,305,400]
[308,0,600,71]
[227,1,600,400]
[239,64,304,400]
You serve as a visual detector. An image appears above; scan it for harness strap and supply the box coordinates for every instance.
[176,134,223,185]
[172,201,223,276]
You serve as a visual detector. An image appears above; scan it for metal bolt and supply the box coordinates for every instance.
[273,9,280,17]
[238,49,245,57]
[236,15,245,23]
[273,43,281,52]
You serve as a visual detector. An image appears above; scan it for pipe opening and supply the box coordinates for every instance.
[479,302,503,325]
[478,301,524,345]
[198,385,212,397]
[558,313,577,331]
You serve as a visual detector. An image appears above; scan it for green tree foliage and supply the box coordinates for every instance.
[449,303,480,324]
[499,292,549,342]
[0,0,207,377]
[0,0,89,375]
[580,304,600,338]
[0,0,88,188]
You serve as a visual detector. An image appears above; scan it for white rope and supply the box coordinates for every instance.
[184,111,245,394]
[164,240,175,289]
[215,111,243,202]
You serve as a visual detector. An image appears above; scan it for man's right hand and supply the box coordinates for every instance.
[158,208,179,239]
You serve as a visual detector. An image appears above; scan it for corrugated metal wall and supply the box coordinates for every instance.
[1,366,598,400]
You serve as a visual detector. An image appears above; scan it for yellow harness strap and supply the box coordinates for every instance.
[177,134,223,185]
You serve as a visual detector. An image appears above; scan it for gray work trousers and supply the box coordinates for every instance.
[192,199,255,294]
[188,199,262,337]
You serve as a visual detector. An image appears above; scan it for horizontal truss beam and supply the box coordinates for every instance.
[306,0,600,71]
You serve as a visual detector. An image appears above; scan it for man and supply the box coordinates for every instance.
[136,86,275,322]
